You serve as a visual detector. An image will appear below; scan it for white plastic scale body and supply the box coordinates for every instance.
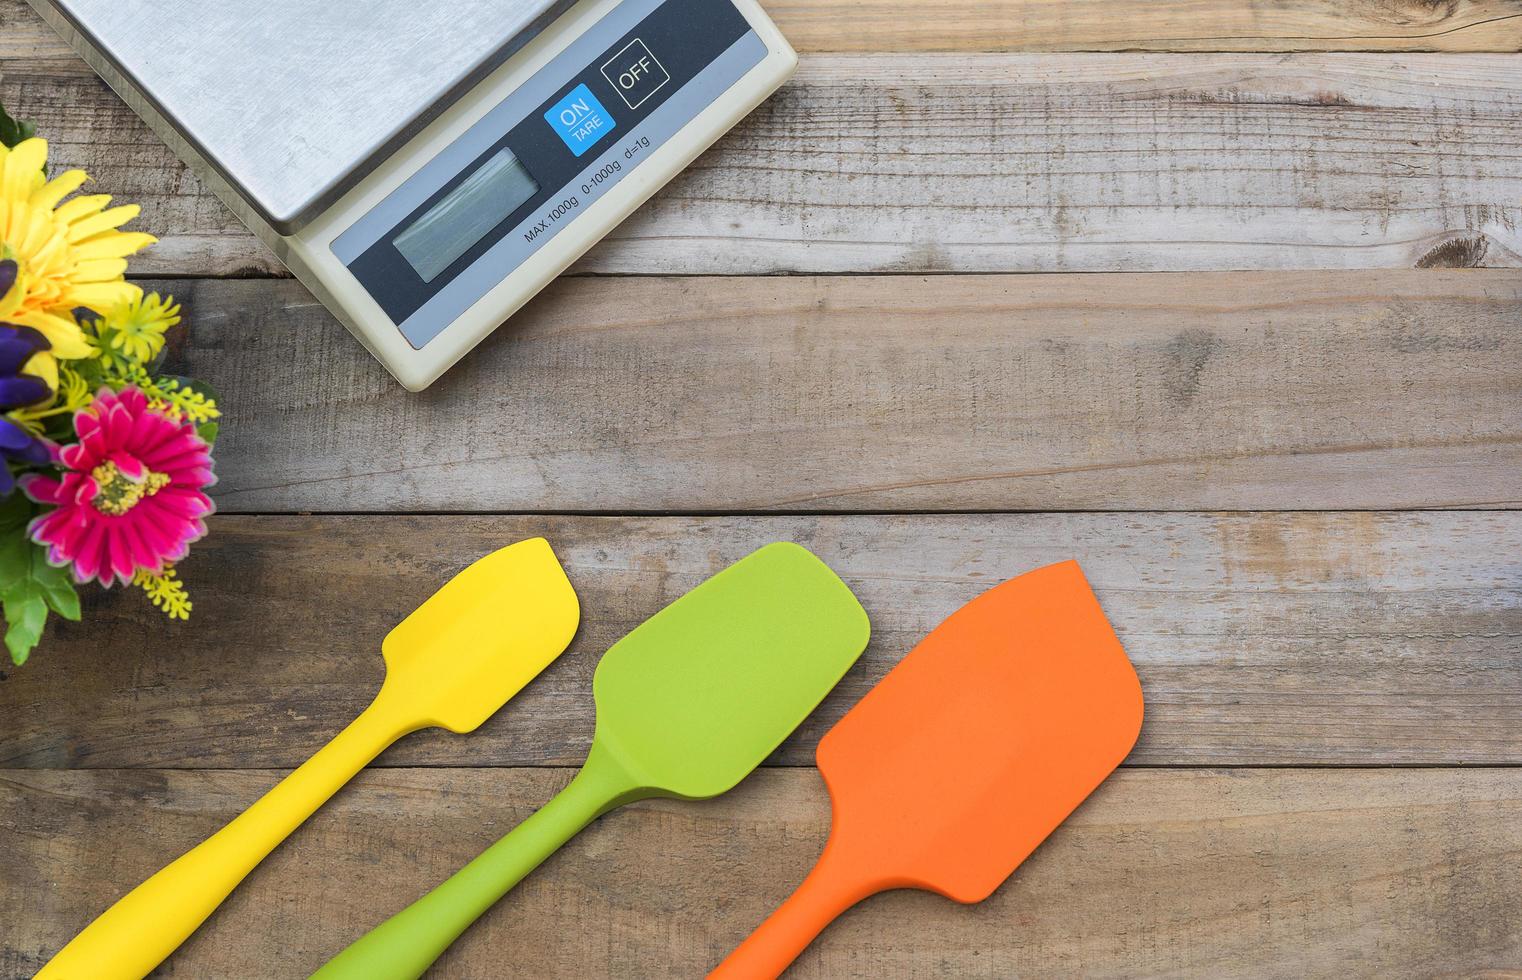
[27,0,796,390]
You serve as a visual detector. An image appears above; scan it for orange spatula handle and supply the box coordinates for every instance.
[709,844,876,980]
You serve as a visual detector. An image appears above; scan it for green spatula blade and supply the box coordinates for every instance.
[315,541,869,980]
[596,541,870,798]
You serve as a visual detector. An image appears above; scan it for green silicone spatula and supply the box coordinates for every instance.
[39,537,580,980]
[314,541,871,980]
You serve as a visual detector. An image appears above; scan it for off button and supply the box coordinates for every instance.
[600,38,670,110]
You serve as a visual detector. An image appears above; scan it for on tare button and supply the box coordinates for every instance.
[600,38,670,110]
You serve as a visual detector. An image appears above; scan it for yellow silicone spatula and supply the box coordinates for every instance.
[38,536,581,980]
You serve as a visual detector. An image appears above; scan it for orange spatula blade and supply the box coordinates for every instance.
[711,560,1143,979]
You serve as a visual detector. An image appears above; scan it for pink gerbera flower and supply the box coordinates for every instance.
[22,386,215,586]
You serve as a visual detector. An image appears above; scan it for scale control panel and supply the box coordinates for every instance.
[331,0,765,350]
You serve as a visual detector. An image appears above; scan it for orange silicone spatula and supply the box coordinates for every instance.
[709,560,1144,979]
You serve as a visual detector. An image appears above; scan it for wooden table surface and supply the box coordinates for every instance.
[3,0,1521,976]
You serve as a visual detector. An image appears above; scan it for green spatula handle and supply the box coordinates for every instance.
[313,748,638,980]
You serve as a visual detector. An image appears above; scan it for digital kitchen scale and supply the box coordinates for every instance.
[27,0,796,389]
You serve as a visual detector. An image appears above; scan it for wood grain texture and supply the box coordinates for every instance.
[7,0,1522,58]
[147,271,1522,513]
[764,0,1522,52]
[2,512,1518,769]
[5,767,1521,977]
[6,2,1517,974]
[4,52,1520,276]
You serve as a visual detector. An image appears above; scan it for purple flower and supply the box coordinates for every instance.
[0,308,54,495]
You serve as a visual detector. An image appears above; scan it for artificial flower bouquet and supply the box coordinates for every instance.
[0,104,218,665]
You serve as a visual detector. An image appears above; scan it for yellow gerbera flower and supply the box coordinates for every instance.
[0,137,156,364]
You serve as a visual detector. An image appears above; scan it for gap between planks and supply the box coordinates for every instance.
[5,0,1522,56]
[4,50,1519,276]
[143,270,1522,513]
[5,766,1521,977]
[3,511,1518,770]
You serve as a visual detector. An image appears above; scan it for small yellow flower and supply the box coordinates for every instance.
[134,566,192,620]
[0,137,156,369]
[92,292,180,364]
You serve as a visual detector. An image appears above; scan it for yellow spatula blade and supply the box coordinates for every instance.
[382,536,581,732]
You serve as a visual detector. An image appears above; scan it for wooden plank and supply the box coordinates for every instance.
[5,767,1520,976]
[4,53,1519,276]
[8,0,1522,61]
[158,271,1522,513]
[2,512,1518,769]
[764,0,1522,53]
[0,70,281,278]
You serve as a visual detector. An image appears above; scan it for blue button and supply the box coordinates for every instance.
[544,83,616,157]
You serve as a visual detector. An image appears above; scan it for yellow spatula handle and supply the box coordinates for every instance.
[37,690,418,980]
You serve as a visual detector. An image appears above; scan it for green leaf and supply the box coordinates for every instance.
[40,414,77,444]
[0,494,36,591]
[0,505,80,663]
[0,490,34,533]
[31,548,79,621]
[0,103,36,150]
[0,531,29,591]
[197,420,219,446]
[3,581,48,666]
[71,358,108,389]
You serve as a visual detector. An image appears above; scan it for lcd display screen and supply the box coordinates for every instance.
[393,148,540,282]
